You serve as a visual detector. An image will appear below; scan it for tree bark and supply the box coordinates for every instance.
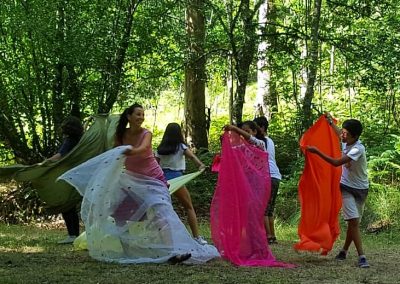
[232,0,258,124]
[184,0,208,149]
[302,0,322,130]
[256,0,278,121]
[98,0,141,114]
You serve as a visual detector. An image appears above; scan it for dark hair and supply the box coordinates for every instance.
[241,120,265,141]
[157,123,186,155]
[342,119,363,138]
[61,116,83,139]
[115,103,143,144]
[253,116,269,131]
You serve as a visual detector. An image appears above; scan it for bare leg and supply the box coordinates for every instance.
[264,216,271,237]
[343,218,364,256]
[268,216,276,238]
[173,186,199,237]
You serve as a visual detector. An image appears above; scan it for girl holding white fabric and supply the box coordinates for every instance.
[59,103,219,264]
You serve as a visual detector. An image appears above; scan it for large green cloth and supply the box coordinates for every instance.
[0,115,204,214]
[168,170,204,194]
[0,115,119,214]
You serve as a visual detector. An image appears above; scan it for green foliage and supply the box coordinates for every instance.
[363,135,400,227]
[175,151,218,216]
[208,115,228,153]
[0,182,51,224]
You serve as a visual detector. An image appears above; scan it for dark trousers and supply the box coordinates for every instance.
[62,207,80,236]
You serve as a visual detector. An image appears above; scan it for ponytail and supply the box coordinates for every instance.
[115,103,143,144]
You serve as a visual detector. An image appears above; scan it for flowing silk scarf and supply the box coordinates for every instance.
[294,115,342,255]
[210,131,294,267]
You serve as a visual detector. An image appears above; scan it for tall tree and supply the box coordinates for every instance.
[301,0,322,129]
[256,0,278,120]
[185,0,208,149]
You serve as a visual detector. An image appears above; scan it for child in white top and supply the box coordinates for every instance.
[254,116,282,245]
[155,123,207,245]
[224,121,266,151]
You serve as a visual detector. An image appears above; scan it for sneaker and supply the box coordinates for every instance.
[194,236,208,245]
[335,250,347,261]
[358,256,370,268]
[57,235,77,244]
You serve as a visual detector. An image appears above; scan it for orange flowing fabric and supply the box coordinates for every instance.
[294,115,342,255]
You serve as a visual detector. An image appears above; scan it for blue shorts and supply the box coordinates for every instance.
[163,169,183,180]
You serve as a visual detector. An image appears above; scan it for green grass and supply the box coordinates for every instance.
[1,222,399,284]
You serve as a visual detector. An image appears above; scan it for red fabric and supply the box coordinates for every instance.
[210,131,294,267]
[211,153,221,173]
[294,115,342,255]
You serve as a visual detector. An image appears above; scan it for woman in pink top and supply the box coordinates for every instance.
[59,103,220,264]
[114,103,167,185]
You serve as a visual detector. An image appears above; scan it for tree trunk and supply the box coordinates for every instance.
[232,0,257,124]
[302,0,322,130]
[98,0,141,114]
[184,0,208,149]
[256,0,278,121]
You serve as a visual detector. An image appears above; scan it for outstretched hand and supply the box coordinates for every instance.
[306,146,319,154]
[324,112,333,125]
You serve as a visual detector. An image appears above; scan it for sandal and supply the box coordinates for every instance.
[168,253,192,265]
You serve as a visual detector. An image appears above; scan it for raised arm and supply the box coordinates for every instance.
[325,113,341,137]
[224,125,251,140]
[184,148,206,170]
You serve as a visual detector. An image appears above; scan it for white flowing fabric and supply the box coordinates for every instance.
[58,146,220,264]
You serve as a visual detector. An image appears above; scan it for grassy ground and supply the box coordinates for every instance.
[0,222,399,284]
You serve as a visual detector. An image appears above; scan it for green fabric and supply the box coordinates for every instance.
[168,170,204,195]
[0,114,203,214]
[0,115,119,214]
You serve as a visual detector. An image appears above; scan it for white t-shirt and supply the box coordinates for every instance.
[248,136,266,151]
[340,140,369,189]
[265,137,282,180]
[155,143,188,171]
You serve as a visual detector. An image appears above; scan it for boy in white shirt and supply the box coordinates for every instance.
[254,116,282,245]
[306,115,370,268]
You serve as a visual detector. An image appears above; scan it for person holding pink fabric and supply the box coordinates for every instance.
[224,121,266,151]
[211,123,293,267]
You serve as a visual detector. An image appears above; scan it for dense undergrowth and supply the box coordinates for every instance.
[1,115,399,234]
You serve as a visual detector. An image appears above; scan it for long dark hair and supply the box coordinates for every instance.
[253,116,269,132]
[157,123,186,155]
[115,103,143,144]
[242,120,265,141]
[61,116,83,139]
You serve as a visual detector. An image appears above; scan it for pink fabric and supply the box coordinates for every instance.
[125,129,167,185]
[210,131,294,267]
[294,115,342,255]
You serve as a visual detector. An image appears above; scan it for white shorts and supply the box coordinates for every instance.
[341,189,366,221]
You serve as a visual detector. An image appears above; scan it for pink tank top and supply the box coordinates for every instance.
[125,129,167,185]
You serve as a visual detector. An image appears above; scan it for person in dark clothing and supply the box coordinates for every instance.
[47,116,83,244]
